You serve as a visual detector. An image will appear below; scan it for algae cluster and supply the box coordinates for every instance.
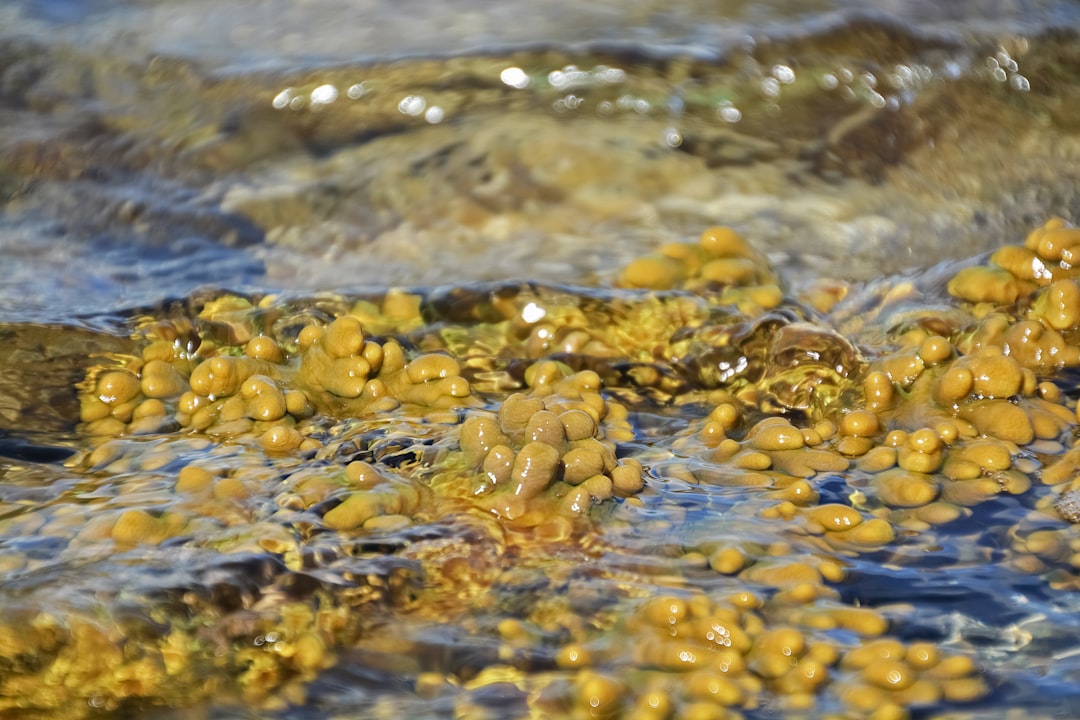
[3,219,1080,718]
[9,12,1080,719]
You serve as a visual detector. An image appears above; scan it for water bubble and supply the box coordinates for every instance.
[347,82,369,99]
[424,105,445,123]
[663,127,683,148]
[398,95,427,116]
[593,65,625,84]
[500,67,529,89]
[821,72,839,90]
[718,103,741,123]
[772,64,796,84]
[761,76,781,99]
[1011,74,1030,92]
[552,94,583,113]
[997,51,1018,73]
[521,302,546,323]
[310,84,338,105]
[272,88,293,110]
[548,65,590,90]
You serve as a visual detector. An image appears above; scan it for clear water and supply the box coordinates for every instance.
[4,2,1080,718]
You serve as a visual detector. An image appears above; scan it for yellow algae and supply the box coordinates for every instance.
[1032,223,1080,263]
[773,444,855,479]
[640,596,689,628]
[948,265,1032,304]
[934,364,974,405]
[48,215,1080,719]
[839,410,879,438]
[913,501,967,526]
[563,445,607,484]
[827,607,888,637]
[574,671,626,715]
[214,476,251,502]
[741,560,823,588]
[857,445,897,473]
[189,355,248,398]
[748,418,805,451]
[96,369,141,405]
[769,478,818,505]
[805,504,863,533]
[139,359,188,399]
[863,659,916,691]
[991,244,1047,282]
[735,451,772,470]
[916,335,952,365]
[259,424,304,453]
[523,409,568,449]
[877,351,925,388]
[685,672,746,706]
[175,464,215,492]
[942,477,1003,506]
[620,255,688,290]
[957,439,1012,471]
[699,226,753,258]
[967,352,1024,398]
[110,509,170,545]
[959,399,1034,445]
[498,393,546,436]
[747,627,805,678]
[701,257,760,284]
[555,643,593,669]
[323,490,403,530]
[864,370,895,412]
[460,415,511,462]
[940,676,990,703]
[560,408,598,441]
[1000,319,1080,371]
[829,518,896,547]
[245,335,286,363]
[1030,279,1080,330]
[611,459,645,495]
[709,547,750,575]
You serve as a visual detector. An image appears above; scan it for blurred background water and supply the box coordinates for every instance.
[4,0,1080,323]
[5,0,1080,67]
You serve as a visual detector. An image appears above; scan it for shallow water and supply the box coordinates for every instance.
[5,2,1080,719]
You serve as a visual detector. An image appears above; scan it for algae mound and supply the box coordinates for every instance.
[4,222,1079,717]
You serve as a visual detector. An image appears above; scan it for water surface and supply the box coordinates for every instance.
[4,2,1080,718]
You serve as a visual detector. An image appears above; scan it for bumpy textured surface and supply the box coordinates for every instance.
[1,220,1074,718]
